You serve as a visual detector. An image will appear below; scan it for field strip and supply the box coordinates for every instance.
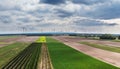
[80,41,120,53]
[47,37,119,69]
[39,43,53,69]
[53,36,120,68]
[2,43,41,69]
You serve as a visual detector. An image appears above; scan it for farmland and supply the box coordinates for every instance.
[2,43,41,69]
[80,42,120,53]
[0,36,39,68]
[0,36,120,69]
[0,36,18,41]
[47,37,119,69]
[0,42,30,68]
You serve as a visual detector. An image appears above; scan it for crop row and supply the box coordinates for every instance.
[2,43,41,69]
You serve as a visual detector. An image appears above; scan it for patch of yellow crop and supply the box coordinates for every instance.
[36,36,46,43]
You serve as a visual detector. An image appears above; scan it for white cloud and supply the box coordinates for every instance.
[0,0,120,34]
[101,18,120,24]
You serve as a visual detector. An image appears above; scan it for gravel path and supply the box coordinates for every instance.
[53,36,120,67]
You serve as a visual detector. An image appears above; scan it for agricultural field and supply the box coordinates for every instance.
[0,42,30,68]
[53,36,120,67]
[0,36,18,41]
[80,42,120,53]
[2,43,42,69]
[0,36,40,68]
[47,37,120,69]
[0,36,120,69]
[0,36,19,48]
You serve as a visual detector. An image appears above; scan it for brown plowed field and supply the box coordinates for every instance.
[0,36,39,47]
[68,36,120,47]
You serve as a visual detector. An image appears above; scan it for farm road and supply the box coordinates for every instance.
[39,43,53,69]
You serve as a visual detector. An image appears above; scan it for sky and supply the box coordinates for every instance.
[0,0,120,34]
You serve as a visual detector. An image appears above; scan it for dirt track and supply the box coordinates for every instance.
[39,43,53,69]
[53,36,120,67]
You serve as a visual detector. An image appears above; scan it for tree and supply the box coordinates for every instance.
[100,34,116,40]
[118,36,120,39]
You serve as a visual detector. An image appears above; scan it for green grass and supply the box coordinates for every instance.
[112,40,120,42]
[47,38,119,69]
[0,42,30,68]
[0,42,6,44]
[80,42,120,53]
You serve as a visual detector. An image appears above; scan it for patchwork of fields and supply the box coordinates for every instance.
[0,36,120,69]
[47,38,119,69]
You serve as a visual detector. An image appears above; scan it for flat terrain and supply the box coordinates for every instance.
[80,41,120,53]
[0,42,30,68]
[39,43,53,69]
[2,43,41,69]
[53,36,120,67]
[47,37,119,69]
[75,37,120,47]
[0,36,19,47]
[0,36,39,68]
[0,36,39,47]
[0,36,120,69]
[16,36,39,43]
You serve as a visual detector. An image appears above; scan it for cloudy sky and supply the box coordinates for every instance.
[0,0,120,34]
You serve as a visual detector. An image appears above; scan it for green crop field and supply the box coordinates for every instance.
[80,42,120,53]
[47,38,119,69]
[0,42,30,68]
[2,43,41,69]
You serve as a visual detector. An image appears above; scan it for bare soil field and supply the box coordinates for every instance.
[15,36,39,43]
[71,37,120,47]
[53,36,120,67]
[0,37,21,47]
[0,36,39,48]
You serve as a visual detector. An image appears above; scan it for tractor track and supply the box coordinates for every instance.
[39,43,53,69]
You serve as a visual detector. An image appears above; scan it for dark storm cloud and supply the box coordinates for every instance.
[54,9,73,17]
[0,15,12,23]
[40,0,65,5]
[78,1,120,19]
[72,0,107,5]
[17,18,31,23]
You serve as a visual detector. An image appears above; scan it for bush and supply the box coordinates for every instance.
[100,34,116,40]
[118,36,120,39]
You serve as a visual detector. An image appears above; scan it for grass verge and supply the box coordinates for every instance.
[80,42,120,53]
[47,38,119,69]
[112,40,120,42]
